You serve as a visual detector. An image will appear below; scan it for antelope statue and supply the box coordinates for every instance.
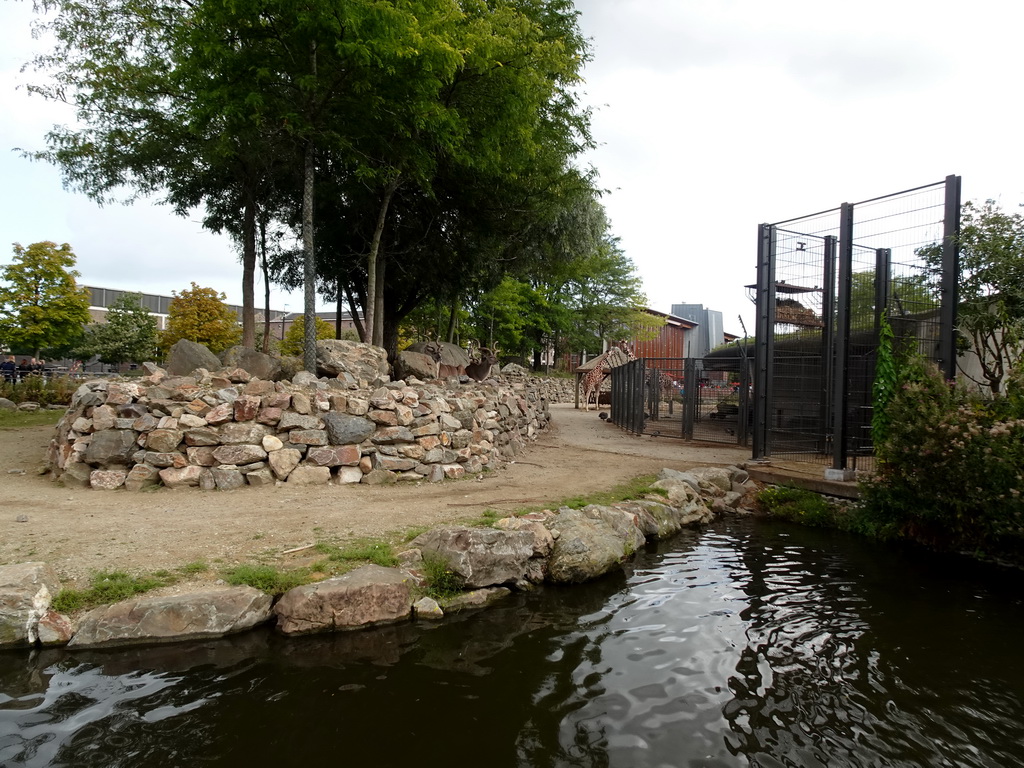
[466,341,500,382]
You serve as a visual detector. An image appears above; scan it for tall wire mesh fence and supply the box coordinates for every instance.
[751,176,960,470]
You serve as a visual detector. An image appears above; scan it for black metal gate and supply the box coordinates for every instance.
[609,357,751,446]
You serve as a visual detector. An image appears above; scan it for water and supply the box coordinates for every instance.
[2,519,1023,768]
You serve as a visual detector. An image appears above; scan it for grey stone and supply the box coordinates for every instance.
[84,430,138,466]
[441,587,512,613]
[413,596,444,620]
[68,586,273,648]
[393,350,438,381]
[212,468,246,490]
[0,397,16,410]
[90,469,128,490]
[544,505,647,583]
[146,428,184,453]
[158,465,204,488]
[212,444,268,465]
[0,562,62,648]
[321,412,376,445]
[274,565,413,635]
[278,411,321,431]
[219,346,283,381]
[315,340,390,381]
[166,339,222,376]
[268,448,302,480]
[411,526,536,589]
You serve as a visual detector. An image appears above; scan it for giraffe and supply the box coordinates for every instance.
[580,342,636,411]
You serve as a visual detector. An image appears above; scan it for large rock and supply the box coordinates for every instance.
[165,339,222,376]
[0,562,62,648]
[406,341,472,378]
[274,564,413,635]
[650,476,715,525]
[321,412,376,445]
[84,429,138,466]
[410,526,536,588]
[315,340,389,382]
[68,586,273,648]
[544,505,647,583]
[393,350,438,381]
[219,346,283,381]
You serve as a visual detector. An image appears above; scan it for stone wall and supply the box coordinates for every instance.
[47,363,574,491]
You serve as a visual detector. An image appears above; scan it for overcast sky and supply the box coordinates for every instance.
[3,0,1023,336]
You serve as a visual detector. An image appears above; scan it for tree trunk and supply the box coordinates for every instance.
[241,190,256,349]
[260,215,271,353]
[302,139,317,373]
[366,175,400,347]
[372,250,385,347]
[344,284,365,342]
[446,297,459,343]
[335,290,343,339]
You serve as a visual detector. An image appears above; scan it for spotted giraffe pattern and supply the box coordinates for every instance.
[581,342,636,411]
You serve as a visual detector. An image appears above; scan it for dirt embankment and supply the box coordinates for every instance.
[0,403,750,587]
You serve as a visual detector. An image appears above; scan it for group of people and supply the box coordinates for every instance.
[0,356,47,382]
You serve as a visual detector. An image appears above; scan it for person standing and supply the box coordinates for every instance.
[0,356,15,382]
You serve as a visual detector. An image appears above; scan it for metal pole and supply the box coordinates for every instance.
[752,223,776,459]
[939,174,961,379]
[832,204,855,470]
[819,236,837,455]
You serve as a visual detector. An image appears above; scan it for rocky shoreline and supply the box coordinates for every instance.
[0,465,758,651]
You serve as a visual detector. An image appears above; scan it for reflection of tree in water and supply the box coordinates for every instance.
[719,523,1024,768]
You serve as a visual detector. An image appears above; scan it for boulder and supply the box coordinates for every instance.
[84,429,138,466]
[165,339,222,376]
[410,526,535,588]
[68,586,273,648]
[219,346,283,381]
[0,397,17,410]
[393,350,438,381]
[321,412,376,445]
[274,564,413,635]
[0,562,62,648]
[441,586,513,613]
[315,340,389,382]
[544,505,646,583]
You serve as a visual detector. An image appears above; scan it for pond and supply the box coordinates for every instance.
[2,519,1023,767]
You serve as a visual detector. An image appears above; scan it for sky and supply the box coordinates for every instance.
[2,0,1024,336]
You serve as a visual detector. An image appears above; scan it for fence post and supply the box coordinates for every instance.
[753,223,775,459]
[939,174,961,380]
[832,203,855,470]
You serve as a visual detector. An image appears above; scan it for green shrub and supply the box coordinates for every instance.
[756,486,839,528]
[861,361,1024,560]
[420,554,465,600]
[0,375,76,407]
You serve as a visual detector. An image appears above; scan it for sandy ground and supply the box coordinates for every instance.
[0,403,751,588]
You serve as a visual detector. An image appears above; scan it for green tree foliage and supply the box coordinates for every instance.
[861,359,1024,564]
[0,241,91,356]
[953,200,1024,394]
[280,315,334,357]
[74,292,158,366]
[161,283,241,355]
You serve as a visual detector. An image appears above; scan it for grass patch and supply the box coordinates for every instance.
[221,563,314,595]
[0,408,64,430]
[560,474,662,510]
[756,485,844,528]
[178,561,209,576]
[50,570,170,613]
[314,538,398,568]
[419,554,465,600]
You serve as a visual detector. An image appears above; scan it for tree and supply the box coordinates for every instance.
[160,283,241,355]
[280,315,334,357]
[75,292,157,366]
[919,200,1024,394]
[0,241,91,356]
[953,200,1024,394]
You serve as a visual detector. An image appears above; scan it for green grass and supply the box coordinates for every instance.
[221,563,314,595]
[177,561,209,575]
[419,554,465,600]
[559,474,662,510]
[50,570,171,613]
[0,408,64,429]
[756,485,842,528]
[313,538,399,568]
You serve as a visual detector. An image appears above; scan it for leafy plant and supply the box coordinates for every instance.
[756,486,839,528]
[419,554,465,600]
[314,538,398,568]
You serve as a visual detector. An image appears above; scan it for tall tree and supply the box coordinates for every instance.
[74,292,158,366]
[161,283,242,354]
[0,241,91,357]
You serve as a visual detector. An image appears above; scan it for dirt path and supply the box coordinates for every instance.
[0,403,751,587]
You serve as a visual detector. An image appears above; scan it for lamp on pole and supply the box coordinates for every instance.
[281,305,289,341]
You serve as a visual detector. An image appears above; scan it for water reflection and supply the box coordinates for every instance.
[2,520,1023,768]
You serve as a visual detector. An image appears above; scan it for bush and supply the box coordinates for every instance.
[860,361,1024,560]
[0,375,76,406]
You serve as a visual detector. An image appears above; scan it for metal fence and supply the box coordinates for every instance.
[609,357,751,446]
[751,176,960,470]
